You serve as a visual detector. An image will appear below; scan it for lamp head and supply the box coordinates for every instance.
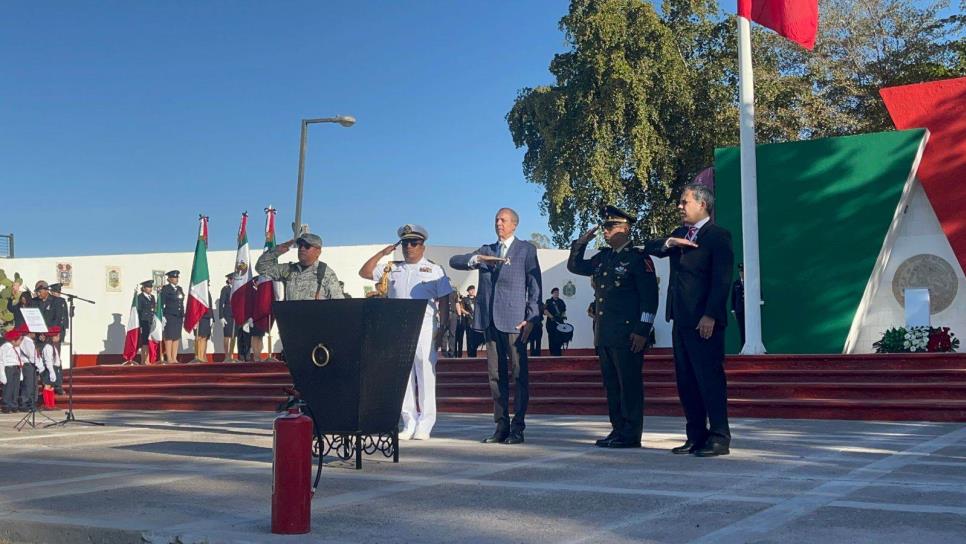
[336,115,356,127]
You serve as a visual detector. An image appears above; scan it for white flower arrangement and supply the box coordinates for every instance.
[903,326,930,352]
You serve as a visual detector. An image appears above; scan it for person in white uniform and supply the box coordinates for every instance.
[359,224,452,440]
[1,329,25,413]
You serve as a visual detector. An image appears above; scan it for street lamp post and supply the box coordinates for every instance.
[293,116,356,238]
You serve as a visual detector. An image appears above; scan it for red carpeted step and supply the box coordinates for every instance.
[52,353,966,421]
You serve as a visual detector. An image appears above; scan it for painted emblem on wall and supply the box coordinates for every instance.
[562,281,576,298]
[56,263,73,288]
[152,270,166,289]
[892,254,958,314]
[106,266,122,292]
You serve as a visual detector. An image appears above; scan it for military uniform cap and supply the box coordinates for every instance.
[225,272,234,279]
[601,205,637,225]
[49,283,63,293]
[35,280,49,290]
[140,280,154,288]
[166,270,180,278]
[397,224,428,241]
[296,232,323,248]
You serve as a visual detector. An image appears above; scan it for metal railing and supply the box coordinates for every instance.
[0,233,13,258]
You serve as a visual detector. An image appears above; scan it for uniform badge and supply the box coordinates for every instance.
[614,264,628,276]
[420,266,432,273]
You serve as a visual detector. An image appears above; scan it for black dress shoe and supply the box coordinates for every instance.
[482,432,509,444]
[693,442,730,457]
[671,441,699,455]
[595,433,619,447]
[604,438,641,449]
[503,431,525,445]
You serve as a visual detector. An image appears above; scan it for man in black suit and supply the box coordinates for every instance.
[646,183,734,457]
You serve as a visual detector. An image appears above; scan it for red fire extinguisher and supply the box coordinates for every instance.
[271,407,314,534]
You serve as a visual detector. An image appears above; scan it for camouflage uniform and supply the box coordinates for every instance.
[255,246,345,301]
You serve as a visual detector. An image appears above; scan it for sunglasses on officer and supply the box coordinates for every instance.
[400,239,424,247]
[296,240,314,249]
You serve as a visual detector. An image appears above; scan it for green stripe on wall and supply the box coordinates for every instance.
[714,129,926,354]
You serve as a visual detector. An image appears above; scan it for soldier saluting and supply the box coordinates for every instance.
[567,206,659,449]
[159,270,185,364]
[255,232,345,301]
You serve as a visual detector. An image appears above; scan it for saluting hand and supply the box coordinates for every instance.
[477,255,507,265]
[277,240,295,254]
[577,225,599,245]
[666,237,698,249]
[380,244,397,257]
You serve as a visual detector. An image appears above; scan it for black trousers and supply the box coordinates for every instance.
[528,322,543,356]
[19,364,38,410]
[671,323,731,445]
[2,366,21,410]
[455,321,465,357]
[547,321,564,356]
[484,324,529,433]
[465,326,482,357]
[597,345,644,442]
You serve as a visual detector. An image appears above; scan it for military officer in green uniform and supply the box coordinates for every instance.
[567,206,659,449]
[255,232,345,301]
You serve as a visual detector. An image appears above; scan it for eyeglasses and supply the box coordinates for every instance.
[401,240,424,247]
[296,241,314,249]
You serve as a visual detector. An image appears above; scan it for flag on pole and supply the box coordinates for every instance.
[231,212,253,326]
[738,0,818,50]
[184,216,211,332]
[149,292,163,363]
[253,207,278,332]
[122,292,140,361]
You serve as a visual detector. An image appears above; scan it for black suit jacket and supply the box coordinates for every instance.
[646,223,734,330]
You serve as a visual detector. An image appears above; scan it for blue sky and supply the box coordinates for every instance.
[2,1,952,258]
[1,1,575,257]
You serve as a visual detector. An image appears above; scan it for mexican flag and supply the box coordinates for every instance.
[122,292,140,362]
[184,216,211,332]
[231,213,253,326]
[149,292,162,363]
[253,207,278,331]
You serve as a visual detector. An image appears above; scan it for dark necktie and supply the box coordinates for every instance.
[686,225,698,242]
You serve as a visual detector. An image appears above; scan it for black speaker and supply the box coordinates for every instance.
[273,298,426,436]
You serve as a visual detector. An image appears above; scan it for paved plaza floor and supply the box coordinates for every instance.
[0,410,963,543]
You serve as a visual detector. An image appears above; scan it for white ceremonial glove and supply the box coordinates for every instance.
[50,370,56,383]
[220,318,226,326]
[242,320,252,333]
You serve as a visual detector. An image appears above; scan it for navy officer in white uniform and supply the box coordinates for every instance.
[359,224,452,440]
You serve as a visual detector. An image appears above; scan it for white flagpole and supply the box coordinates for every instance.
[737,15,766,354]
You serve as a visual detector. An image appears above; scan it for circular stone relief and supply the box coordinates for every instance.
[892,254,959,314]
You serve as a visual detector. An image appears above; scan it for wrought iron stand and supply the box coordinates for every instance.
[313,430,399,470]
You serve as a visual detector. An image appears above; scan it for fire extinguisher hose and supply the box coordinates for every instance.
[300,402,325,496]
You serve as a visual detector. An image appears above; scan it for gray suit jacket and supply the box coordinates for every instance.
[450,239,542,333]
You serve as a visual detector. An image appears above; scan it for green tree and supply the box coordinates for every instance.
[508,0,964,246]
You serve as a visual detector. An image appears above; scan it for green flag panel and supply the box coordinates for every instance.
[714,129,926,354]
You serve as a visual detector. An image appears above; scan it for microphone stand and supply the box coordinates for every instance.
[46,291,103,427]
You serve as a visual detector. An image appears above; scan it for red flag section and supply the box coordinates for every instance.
[880,77,966,275]
[738,0,818,50]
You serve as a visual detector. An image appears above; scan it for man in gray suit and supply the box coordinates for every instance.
[451,208,542,444]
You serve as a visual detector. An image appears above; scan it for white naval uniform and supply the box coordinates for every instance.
[372,258,453,437]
